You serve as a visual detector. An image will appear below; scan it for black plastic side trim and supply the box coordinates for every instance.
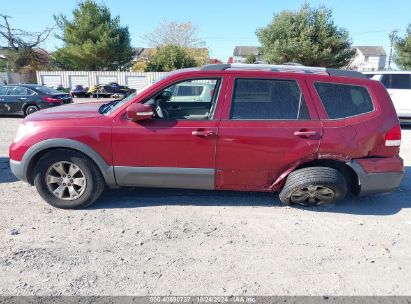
[348,160,404,196]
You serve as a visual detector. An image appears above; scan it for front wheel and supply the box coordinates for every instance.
[279,167,347,207]
[34,150,105,209]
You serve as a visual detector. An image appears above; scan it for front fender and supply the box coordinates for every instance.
[10,138,116,187]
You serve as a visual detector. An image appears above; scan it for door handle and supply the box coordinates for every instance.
[19,98,27,101]
[192,129,215,137]
[294,130,317,137]
[171,106,181,110]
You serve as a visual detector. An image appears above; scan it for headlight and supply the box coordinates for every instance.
[13,124,38,143]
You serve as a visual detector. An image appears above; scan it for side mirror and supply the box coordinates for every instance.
[126,103,154,121]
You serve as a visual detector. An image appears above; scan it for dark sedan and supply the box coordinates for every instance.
[0,84,73,116]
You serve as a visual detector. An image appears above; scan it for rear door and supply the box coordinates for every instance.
[0,86,8,114]
[4,86,31,114]
[215,73,322,191]
[381,74,411,117]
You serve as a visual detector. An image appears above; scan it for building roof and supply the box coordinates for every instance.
[354,46,386,56]
[233,46,260,57]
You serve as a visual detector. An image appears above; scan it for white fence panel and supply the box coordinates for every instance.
[96,75,118,85]
[125,76,147,89]
[69,75,89,88]
[36,71,169,89]
[40,75,62,87]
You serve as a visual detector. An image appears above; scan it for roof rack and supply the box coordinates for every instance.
[200,64,367,79]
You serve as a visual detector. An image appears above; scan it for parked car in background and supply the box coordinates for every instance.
[364,71,411,123]
[70,85,89,97]
[87,82,135,98]
[0,84,72,116]
[9,64,403,209]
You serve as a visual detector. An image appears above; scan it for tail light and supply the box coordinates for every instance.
[42,96,61,103]
[385,124,401,147]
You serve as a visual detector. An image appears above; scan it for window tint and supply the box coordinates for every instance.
[8,86,28,95]
[230,78,310,120]
[314,82,374,119]
[382,74,411,89]
[0,87,7,95]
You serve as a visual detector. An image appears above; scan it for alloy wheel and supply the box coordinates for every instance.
[45,161,87,201]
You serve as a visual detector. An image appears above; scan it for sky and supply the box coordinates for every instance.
[1,0,411,62]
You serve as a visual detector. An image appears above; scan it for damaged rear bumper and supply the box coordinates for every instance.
[348,157,404,196]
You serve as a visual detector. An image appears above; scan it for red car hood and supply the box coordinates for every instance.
[24,102,106,122]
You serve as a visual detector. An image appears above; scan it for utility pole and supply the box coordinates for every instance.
[387,29,398,70]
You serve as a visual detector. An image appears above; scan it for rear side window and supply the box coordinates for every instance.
[8,86,28,95]
[230,78,310,120]
[314,82,374,119]
[382,74,411,89]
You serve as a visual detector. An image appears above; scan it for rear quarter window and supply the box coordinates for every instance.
[314,82,374,119]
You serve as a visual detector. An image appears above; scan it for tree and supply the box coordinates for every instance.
[245,54,257,64]
[0,14,53,77]
[53,0,134,70]
[143,20,205,48]
[394,24,411,69]
[256,4,355,67]
[145,45,197,72]
[131,61,148,72]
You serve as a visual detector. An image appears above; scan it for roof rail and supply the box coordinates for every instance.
[201,64,231,71]
[200,63,367,79]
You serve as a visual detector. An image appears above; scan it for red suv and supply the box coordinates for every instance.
[9,64,404,209]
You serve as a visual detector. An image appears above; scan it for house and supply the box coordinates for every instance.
[347,46,386,71]
[232,46,261,63]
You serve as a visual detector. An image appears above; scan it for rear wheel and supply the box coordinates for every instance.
[34,150,105,209]
[24,105,39,116]
[279,167,347,207]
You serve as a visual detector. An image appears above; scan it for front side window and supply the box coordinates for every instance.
[144,78,221,120]
[314,82,374,119]
[230,78,310,120]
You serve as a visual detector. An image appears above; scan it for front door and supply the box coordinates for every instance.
[111,76,226,189]
[215,74,322,191]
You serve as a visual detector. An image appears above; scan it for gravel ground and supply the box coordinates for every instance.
[0,106,410,296]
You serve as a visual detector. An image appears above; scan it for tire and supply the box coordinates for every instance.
[34,149,105,209]
[24,105,39,116]
[279,167,347,207]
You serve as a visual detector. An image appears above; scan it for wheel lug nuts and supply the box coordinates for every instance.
[70,179,73,183]
[68,183,71,186]
[63,183,66,186]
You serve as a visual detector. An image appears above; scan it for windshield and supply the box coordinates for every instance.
[101,74,169,115]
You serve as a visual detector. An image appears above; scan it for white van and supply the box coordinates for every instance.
[364,71,411,123]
